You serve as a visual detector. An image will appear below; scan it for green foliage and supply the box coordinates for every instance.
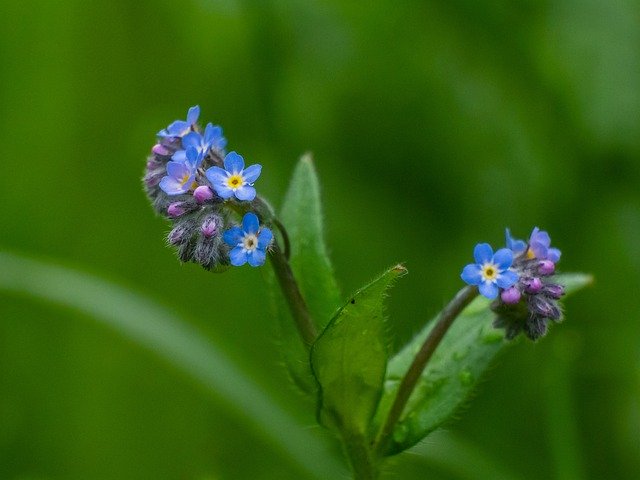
[373,273,593,456]
[268,154,342,393]
[0,251,345,480]
[311,264,406,476]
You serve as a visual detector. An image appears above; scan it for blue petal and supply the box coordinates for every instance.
[242,164,262,183]
[213,184,233,199]
[492,248,513,270]
[548,248,561,263]
[223,226,244,247]
[242,212,259,234]
[181,131,202,150]
[171,150,187,163]
[159,176,188,195]
[166,161,189,179]
[186,105,200,125]
[473,243,493,264]
[257,228,273,249]
[461,264,482,285]
[234,185,256,201]
[229,246,247,266]
[185,146,202,168]
[479,281,499,299]
[530,241,548,260]
[505,228,526,252]
[167,120,188,136]
[530,228,551,248]
[205,166,229,185]
[247,249,266,267]
[224,151,245,173]
[496,270,519,288]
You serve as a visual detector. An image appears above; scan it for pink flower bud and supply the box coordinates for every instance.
[538,260,555,276]
[501,286,521,304]
[201,218,217,238]
[193,185,214,204]
[167,202,186,218]
[152,143,171,156]
[524,277,543,294]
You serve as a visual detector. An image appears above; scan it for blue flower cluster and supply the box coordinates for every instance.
[461,227,565,340]
[143,106,272,269]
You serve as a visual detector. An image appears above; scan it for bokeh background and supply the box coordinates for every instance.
[1,0,639,479]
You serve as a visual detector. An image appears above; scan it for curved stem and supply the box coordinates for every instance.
[272,217,291,260]
[374,285,478,455]
[268,240,317,347]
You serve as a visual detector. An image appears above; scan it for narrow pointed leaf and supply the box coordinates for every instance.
[374,272,592,456]
[311,264,407,435]
[267,154,342,393]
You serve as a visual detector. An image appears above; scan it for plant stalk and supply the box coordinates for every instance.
[374,285,478,455]
[269,241,317,347]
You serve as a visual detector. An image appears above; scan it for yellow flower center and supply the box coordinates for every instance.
[180,173,191,186]
[481,263,499,282]
[227,174,244,190]
[526,248,536,260]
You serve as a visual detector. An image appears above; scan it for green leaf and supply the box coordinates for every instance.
[267,154,342,393]
[311,264,407,436]
[0,251,346,480]
[374,272,593,456]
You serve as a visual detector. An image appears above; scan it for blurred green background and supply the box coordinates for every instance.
[1,0,639,479]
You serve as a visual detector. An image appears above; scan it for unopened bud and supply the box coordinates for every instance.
[500,286,521,304]
[524,277,543,293]
[152,143,171,156]
[538,260,555,276]
[167,202,186,218]
[543,283,565,299]
[194,185,214,204]
[201,217,217,238]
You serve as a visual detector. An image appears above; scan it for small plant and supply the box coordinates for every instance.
[143,105,591,479]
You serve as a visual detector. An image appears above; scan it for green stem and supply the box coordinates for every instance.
[344,435,380,480]
[374,285,478,455]
[268,239,317,347]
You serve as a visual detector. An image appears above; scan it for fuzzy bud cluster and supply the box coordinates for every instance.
[143,106,272,269]
[491,228,565,341]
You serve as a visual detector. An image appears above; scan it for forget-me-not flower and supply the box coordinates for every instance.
[461,243,519,299]
[157,105,200,138]
[205,151,261,201]
[505,227,561,262]
[223,212,272,267]
[159,146,201,195]
[172,123,227,163]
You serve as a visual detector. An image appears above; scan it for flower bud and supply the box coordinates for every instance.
[524,277,543,294]
[500,286,521,304]
[152,143,171,156]
[201,216,217,238]
[543,283,565,299]
[538,260,555,276]
[194,185,214,204]
[167,202,186,218]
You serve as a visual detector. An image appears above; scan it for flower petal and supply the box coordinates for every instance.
[529,227,551,248]
[242,164,262,183]
[242,213,259,234]
[258,228,273,249]
[186,105,200,125]
[181,131,201,150]
[234,185,256,201]
[185,146,202,168]
[496,270,519,289]
[159,176,188,195]
[473,243,493,264]
[505,228,526,253]
[205,166,229,185]
[229,246,247,266]
[547,248,561,263]
[224,151,245,173]
[223,227,244,247]
[530,241,548,260]
[171,150,187,163]
[247,249,266,267]
[166,161,189,179]
[167,120,188,136]
[492,248,514,270]
[479,281,499,299]
[461,264,482,285]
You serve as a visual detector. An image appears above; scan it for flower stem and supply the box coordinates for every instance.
[374,285,478,455]
[268,240,318,347]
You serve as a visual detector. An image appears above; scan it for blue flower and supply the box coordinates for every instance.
[172,123,227,163]
[205,151,261,201]
[505,227,561,262]
[223,212,273,267]
[461,243,519,299]
[159,147,201,195]
[157,105,200,138]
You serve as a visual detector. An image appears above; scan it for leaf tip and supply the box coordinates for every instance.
[392,264,408,276]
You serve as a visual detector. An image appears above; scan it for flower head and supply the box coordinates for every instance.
[223,212,272,267]
[206,151,261,201]
[159,146,201,195]
[506,227,561,262]
[157,105,200,138]
[461,243,518,299]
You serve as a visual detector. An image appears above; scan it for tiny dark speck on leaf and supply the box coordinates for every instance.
[350,299,356,304]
